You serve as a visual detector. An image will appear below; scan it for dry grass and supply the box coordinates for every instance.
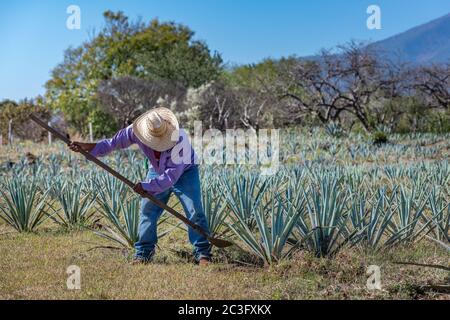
[0,225,448,300]
[1,138,449,300]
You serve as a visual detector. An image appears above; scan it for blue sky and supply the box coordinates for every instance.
[1,0,450,101]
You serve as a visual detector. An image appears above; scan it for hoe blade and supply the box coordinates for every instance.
[208,236,233,248]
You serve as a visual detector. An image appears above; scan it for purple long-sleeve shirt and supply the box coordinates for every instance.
[91,126,196,195]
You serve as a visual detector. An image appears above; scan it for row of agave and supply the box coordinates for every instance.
[214,169,449,264]
[0,169,174,250]
[280,129,450,164]
[1,140,449,265]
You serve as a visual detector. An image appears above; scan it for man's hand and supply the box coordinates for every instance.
[68,142,84,153]
[133,182,146,195]
[68,142,96,153]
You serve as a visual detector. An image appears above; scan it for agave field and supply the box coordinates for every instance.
[1,128,449,271]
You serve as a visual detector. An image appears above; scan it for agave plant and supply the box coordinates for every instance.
[385,185,430,246]
[425,187,449,242]
[123,149,146,182]
[222,171,271,230]
[0,176,50,232]
[94,177,172,250]
[95,184,140,249]
[228,192,301,265]
[324,121,345,138]
[296,177,357,257]
[80,169,101,192]
[47,154,62,177]
[349,187,397,249]
[94,175,139,249]
[430,161,450,187]
[383,166,407,181]
[202,179,228,236]
[100,172,129,198]
[49,181,96,229]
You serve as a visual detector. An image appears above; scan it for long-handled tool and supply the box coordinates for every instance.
[30,114,232,248]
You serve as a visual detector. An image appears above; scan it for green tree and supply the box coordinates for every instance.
[0,99,50,141]
[227,58,280,90]
[45,11,222,135]
[138,41,222,88]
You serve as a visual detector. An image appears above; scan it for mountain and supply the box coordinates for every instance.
[368,13,450,64]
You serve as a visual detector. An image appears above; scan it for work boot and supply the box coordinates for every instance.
[130,256,151,265]
[198,257,211,266]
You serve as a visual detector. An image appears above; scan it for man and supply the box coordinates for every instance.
[69,107,211,265]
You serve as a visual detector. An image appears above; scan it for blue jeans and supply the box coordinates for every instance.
[134,165,211,261]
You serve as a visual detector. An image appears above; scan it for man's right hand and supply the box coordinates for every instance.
[68,142,96,153]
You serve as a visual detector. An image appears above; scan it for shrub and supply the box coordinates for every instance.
[372,131,389,145]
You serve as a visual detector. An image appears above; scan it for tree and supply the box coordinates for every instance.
[226,59,293,128]
[181,80,273,131]
[0,99,50,141]
[228,59,280,92]
[275,42,406,132]
[414,64,450,110]
[188,81,237,130]
[235,88,272,130]
[45,11,222,135]
[138,41,222,88]
[0,100,18,141]
[97,77,184,128]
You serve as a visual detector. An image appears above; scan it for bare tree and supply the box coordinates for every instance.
[183,81,274,130]
[235,88,270,131]
[414,64,450,110]
[276,42,405,132]
[277,58,339,125]
[369,58,413,131]
[206,86,234,130]
[97,76,182,128]
[185,81,237,130]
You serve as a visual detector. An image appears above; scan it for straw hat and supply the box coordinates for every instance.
[132,107,180,152]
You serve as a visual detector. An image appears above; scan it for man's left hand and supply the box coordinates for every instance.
[133,182,146,195]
